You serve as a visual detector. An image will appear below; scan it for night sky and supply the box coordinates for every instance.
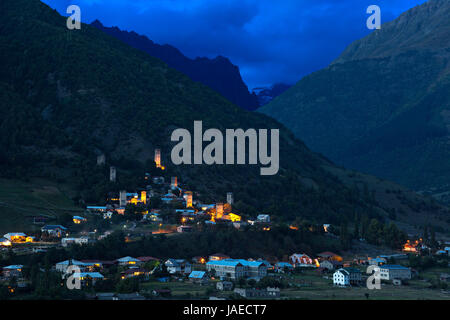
[42,0,427,89]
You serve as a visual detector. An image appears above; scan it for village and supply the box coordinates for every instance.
[1,150,450,300]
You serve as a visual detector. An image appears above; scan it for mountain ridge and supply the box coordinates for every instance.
[260,0,450,195]
[0,0,448,234]
[90,20,260,111]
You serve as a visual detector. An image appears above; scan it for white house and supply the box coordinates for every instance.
[41,225,67,237]
[289,253,314,267]
[256,215,270,223]
[165,259,192,274]
[2,265,24,278]
[103,211,113,219]
[55,259,95,273]
[333,268,362,286]
[379,265,411,280]
[61,237,91,247]
[206,259,269,280]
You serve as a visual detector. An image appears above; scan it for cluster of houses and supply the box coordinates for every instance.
[0,225,70,248]
[39,249,421,290]
[1,242,443,298]
[86,149,275,234]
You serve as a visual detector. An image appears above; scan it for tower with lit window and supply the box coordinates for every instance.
[216,203,224,220]
[141,191,147,204]
[154,149,161,168]
[171,177,178,189]
[185,191,193,208]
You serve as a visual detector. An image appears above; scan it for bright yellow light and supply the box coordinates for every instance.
[228,213,241,222]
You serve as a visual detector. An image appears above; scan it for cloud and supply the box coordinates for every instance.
[42,0,427,88]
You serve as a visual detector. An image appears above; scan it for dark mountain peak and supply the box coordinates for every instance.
[90,19,103,28]
[253,83,291,107]
[333,0,450,64]
[261,0,450,193]
[91,21,259,111]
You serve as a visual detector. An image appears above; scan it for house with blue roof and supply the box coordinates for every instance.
[2,265,23,279]
[86,206,108,212]
[368,257,387,266]
[41,225,67,237]
[188,271,208,284]
[116,256,142,266]
[55,259,96,273]
[165,259,192,274]
[206,259,245,280]
[379,265,411,280]
[206,259,269,280]
[72,272,104,287]
[275,262,294,272]
[73,216,87,224]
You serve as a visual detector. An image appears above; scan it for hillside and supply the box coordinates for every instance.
[0,0,448,234]
[260,0,450,195]
[91,20,259,111]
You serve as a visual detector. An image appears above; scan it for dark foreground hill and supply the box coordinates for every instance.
[91,20,259,111]
[0,0,448,233]
[260,0,450,197]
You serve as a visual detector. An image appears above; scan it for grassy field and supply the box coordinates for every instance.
[0,178,83,234]
[278,269,450,300]
[141,280,216,298]
[138,268,450,300]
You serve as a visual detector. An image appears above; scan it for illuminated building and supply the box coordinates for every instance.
[155,149,161,168]
[0,237,11,247]
[403,240,419,252]
[185,191,193,208]
[222,213,241,222]
[208,253,230,261]
[3,233,27,243]
[216,203,224,220]
[73,216,87,224]
[289,254,314,267]
[140,191,147,204]
[41,225,68,238]
[171,177,178,189]
[117,256,142,266]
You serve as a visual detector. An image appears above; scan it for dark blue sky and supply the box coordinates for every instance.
[43,0,427,89]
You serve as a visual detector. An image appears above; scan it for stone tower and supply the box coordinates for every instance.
[119,190,127,207]
[154,149,161,168]
[216,203,224,220]
[185,191,193,208]
[227,192,233,205]
[110,166,116,182]
[97,154,105,166]
[171,177,178,189]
